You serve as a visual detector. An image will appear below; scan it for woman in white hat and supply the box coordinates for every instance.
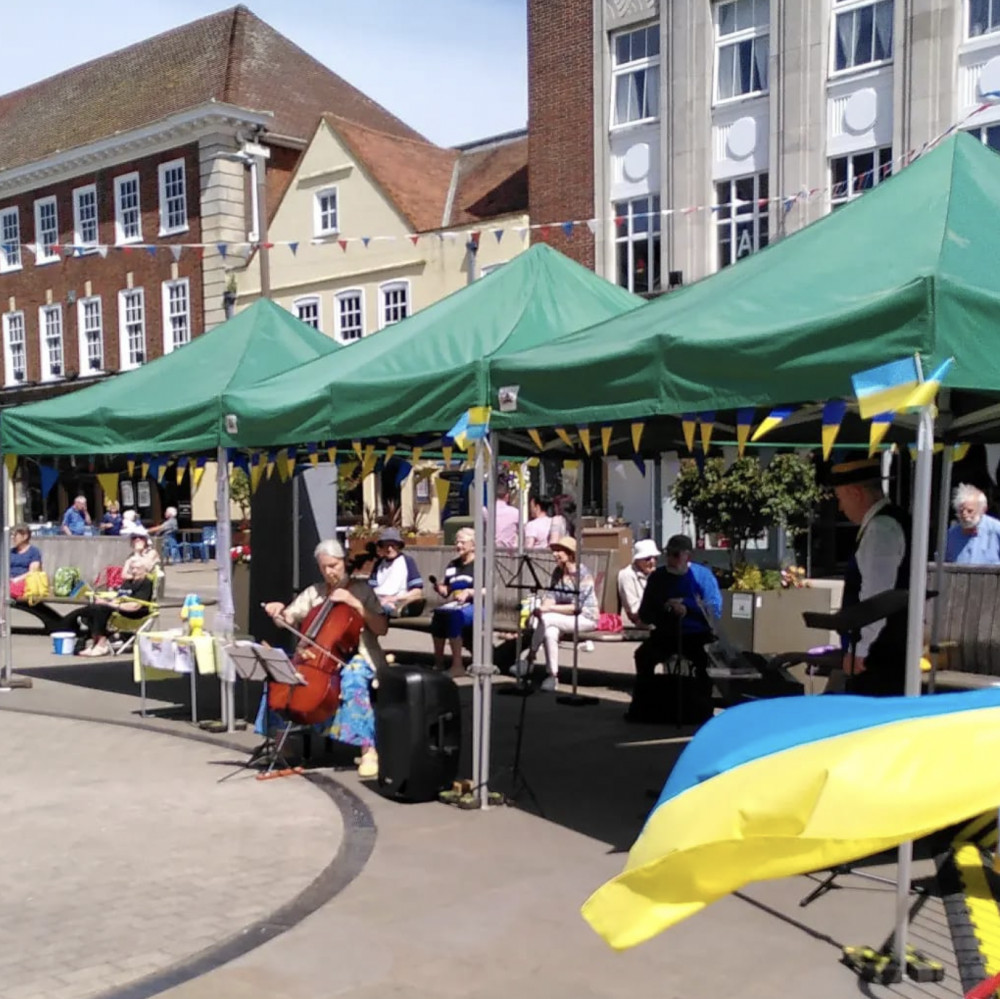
[618,539,660,628]
[516,536,599,691]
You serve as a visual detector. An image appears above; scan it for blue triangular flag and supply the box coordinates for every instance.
[289,242,299,256]
[632,455,646,477]
[216,243,228,259]
[39,464,60,501]
[362,237,371,248]
[494,229,504,243]
[145,245,157,258]
[562,221,574,237]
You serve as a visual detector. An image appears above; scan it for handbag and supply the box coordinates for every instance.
[23,570,50,605]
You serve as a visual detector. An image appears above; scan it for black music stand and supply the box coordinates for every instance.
[798,589,920,906]
[218,642,306,782]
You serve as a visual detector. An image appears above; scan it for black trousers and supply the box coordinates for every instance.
[61,603,145,640]
[634,627,713,683]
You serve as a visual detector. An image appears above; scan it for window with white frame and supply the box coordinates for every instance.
[380,281,409,327]
[118,288,146,368]
[715,173,769,268]
[162,279,190,351]
[830,147,893,207]
[72,184,98,251]
[335,290,364,342]
[613,195,661,294]
[833,0,893,73]
[77,297,103,373]
[0,207,20,272]
[611,23,660,126]
[314,188,338,236]
[294,297,321,330]
[715,0,769,102]
[34,196,59,263]
[39,304,63,379]
[2,311,26,384]
[158,159,188,234]
[969,0,1000,38]
[967,125,1000,153]
[114,173,142,243]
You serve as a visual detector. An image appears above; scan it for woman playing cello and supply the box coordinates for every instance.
[263,539,388,777]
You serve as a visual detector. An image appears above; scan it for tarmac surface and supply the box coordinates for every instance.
[0,561,970,998]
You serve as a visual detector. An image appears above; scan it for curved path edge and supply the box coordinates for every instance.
[0,703,377,999]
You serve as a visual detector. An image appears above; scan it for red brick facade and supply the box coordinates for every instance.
[0,144,204,394]
[527,0,596,269]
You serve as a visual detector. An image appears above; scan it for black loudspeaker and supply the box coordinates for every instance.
[374,665,461,802]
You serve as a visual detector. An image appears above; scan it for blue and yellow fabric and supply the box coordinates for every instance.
[133,632,218,682]
[583,688,1000,950]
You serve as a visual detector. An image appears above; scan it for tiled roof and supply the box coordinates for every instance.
[0,5,425,174]
[448,136,528,226]
[324,115,459,233]
[323,117,528,233]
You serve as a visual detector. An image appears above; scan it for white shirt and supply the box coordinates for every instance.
[855,497,907,658]
[372,556,409,599]
[617,564,650,626]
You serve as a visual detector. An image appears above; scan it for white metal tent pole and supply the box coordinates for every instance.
[893,405,935,967]
[478,433,498,808]
[928,445,953,693]
[213,447,235,731]
[471,441,486,804]
[1,454,10,686]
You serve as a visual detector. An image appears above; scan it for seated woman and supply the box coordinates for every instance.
[120,509,148,537]
[9,525,42,598]
[63,534,161,657]
[431,527,476,677]
[100,501,123,536]
[517,537,598,692]
[264,539,388,777]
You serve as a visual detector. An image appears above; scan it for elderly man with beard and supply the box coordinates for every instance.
[945,483,1000,565]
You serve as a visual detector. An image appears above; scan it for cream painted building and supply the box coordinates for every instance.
[236,116,528,341]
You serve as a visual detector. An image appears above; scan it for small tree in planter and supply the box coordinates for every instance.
[229,467,252,544]
[671,453,825,572]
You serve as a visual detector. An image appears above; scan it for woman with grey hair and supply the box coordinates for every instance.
[430,527,476,676]
[264,538,389,776]
[945,483,1000,564]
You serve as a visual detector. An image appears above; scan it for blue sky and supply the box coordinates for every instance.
[0,1,527,146]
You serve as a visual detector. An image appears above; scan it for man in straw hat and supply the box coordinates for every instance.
[828,457,910,696]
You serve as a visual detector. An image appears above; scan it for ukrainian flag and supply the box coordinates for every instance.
[851,357,921,419]
[582,688,1000,950]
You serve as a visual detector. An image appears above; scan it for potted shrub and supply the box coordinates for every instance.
[229,467,252,546]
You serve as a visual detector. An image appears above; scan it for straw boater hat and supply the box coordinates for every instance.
[549,536,577,556]
[829,458,882,487]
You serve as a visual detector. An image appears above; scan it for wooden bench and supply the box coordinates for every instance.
[926,563,1000,690]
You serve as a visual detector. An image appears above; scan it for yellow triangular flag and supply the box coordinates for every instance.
[327,445,337,465]
[736,424,750,459]
[681,418,696,453]
[308,446,319,468]
[631,422,644,452]
[411,447,423,465]
[578,428,592,456]
[193,464,205,492]
[384,445,396,463]
[141,458,150,479]
[250,454,264,493]
[276,450,291,483]
[442,445,453,466]
[953,443,971,462]
[528,429,544,452]
[526,457,540,468]
[434,473,451,511]
[175,460,186,486]
[265,452,275,480]
[96,472,119,502]
[126,457,136,477]
[156,461,168,484]
[700,421,713,453]
[555,427,575,449]
[600,426,613,455]
[869,421,893,456]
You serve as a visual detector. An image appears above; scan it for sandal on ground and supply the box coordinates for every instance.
[357,748,379,778]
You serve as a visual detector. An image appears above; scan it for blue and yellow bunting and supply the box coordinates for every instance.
[699,413,715,454]
[821,400,848,460]
[751,406,794,442]
[681,414,697,454]
[735,409,754,458]
[601,426,613,456]
[868,412,894,455]
[852,356,921,419]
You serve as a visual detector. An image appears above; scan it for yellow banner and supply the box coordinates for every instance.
[601,426,613,456]
[384,445,396,463]
[192,461,205,493]
[265,452,275,480]
[276,450,291,483]
[250,455,264,494]
[631,422,644,453]
[352,440,363,459]
[434,473,451,511]
[442,445,453,466]
[555,427,575,448]
[528,429,544,451]
[700,421,714,454]
[579,428,592,455]
[126,457,136,477]
[327,445,337,466]
[411,447,423,465]
[175,460,186,486]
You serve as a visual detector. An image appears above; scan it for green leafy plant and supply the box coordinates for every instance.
[671,453,826,571]
[229,467,251,527]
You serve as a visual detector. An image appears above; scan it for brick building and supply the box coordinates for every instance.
[529,0,1000,295]
[0,4,426,405]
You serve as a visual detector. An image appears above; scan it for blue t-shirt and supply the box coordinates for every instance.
[945,515,1000,565]
[10,544,42,577]
[101,513,123,536]
[62,507,88,535]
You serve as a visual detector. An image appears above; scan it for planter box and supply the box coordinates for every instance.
[405,533,444,547]
[720,586,838,655]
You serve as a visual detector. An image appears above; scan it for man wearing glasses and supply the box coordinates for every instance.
[368,527,425,617]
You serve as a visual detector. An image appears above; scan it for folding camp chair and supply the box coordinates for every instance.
[107,569,163,655]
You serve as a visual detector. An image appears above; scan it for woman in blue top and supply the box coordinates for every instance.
[9,525,42,597]
[100,500,123,536]
[431,528,477,676]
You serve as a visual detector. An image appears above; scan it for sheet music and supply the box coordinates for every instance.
[222,641,304,685]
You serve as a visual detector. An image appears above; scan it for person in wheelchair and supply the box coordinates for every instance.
[62,534,161,657]
[634,535,722,691]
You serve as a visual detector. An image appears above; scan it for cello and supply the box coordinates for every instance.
[267,597,364,725]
